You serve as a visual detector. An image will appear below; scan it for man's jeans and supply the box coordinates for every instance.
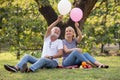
[62,50,96,67]
[16,54,58,71]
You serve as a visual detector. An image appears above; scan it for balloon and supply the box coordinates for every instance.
[58,0,71,15]
[70,8,83,22]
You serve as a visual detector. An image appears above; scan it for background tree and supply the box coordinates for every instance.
[0,0,47,59]
[82,0,120,53]
[34,0,120,53]
[0,0,120,59]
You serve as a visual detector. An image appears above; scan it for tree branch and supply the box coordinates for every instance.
[35,0,58,25]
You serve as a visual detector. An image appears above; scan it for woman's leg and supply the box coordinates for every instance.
[29,58,58,72]
[62,50,89,67]
[83,52,108,67]
[83,53,96,63]
[16,54,38,70]
[74,58,82,67]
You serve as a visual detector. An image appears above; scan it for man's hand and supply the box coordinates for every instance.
[57,15,63,22]
[45,55,53,59]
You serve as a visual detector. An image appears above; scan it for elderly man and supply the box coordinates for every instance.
[4,15,63,73]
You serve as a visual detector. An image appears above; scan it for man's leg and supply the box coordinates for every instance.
[62,50,88,67]
[4,54,38,72]
[29,58,58,72]
[16,54,38,70]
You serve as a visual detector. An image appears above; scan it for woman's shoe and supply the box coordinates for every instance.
[98,65,109,68]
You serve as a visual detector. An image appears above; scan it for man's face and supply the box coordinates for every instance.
[51,27,60,39]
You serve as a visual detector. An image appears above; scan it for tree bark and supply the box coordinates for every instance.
[118,41,120,50]
[16,50,20,59]
[34,0,98,39]
[101,43,104,53]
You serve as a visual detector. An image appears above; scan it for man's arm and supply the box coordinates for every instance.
[45,49,63,59]
[44,15,63,38]
[52,49,63,58]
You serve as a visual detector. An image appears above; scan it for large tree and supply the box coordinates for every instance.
[0,0,119,59]
[34,0,98,38]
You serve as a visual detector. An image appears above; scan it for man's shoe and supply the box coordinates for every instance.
[26,68,33,73]
[4,64,18,72]
[20,63,28,73]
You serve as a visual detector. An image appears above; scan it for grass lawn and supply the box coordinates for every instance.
[0,52,120,80]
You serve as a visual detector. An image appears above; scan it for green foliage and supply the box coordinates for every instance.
[37,0,50,6]
[79,0,120,52]
[20,50,42,58]
[0,0,47,51]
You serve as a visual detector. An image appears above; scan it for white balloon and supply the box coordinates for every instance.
[58,0,72,15]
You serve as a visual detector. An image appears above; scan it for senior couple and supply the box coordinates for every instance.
[4,15,108,73]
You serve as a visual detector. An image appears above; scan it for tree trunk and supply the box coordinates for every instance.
[0,42,1,53]
[34,0,98,39]
[101,43,104,53]
[118,41,120,50]
[16,4,21,59]
[16,49,20,59]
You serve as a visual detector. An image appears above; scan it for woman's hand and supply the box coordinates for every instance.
[75,22,79,28]
[75,48,82,53]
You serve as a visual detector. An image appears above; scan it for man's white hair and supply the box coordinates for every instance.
[51,27,61,38]
[51,27,61,33]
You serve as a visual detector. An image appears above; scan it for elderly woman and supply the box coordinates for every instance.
[62,22,109,68]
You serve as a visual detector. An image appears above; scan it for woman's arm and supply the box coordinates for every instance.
[63,45,75,54]
[75,22,82,43]
[63,45,82,54]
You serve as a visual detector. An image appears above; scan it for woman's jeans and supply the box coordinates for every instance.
[16,54,58,71]
[62,50,96,67]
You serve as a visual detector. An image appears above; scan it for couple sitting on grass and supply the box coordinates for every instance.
[4,15,109,73]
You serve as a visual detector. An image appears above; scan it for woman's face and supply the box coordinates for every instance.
[65,28,74,38]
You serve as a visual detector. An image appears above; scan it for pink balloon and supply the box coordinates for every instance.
[70,8,83,22]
